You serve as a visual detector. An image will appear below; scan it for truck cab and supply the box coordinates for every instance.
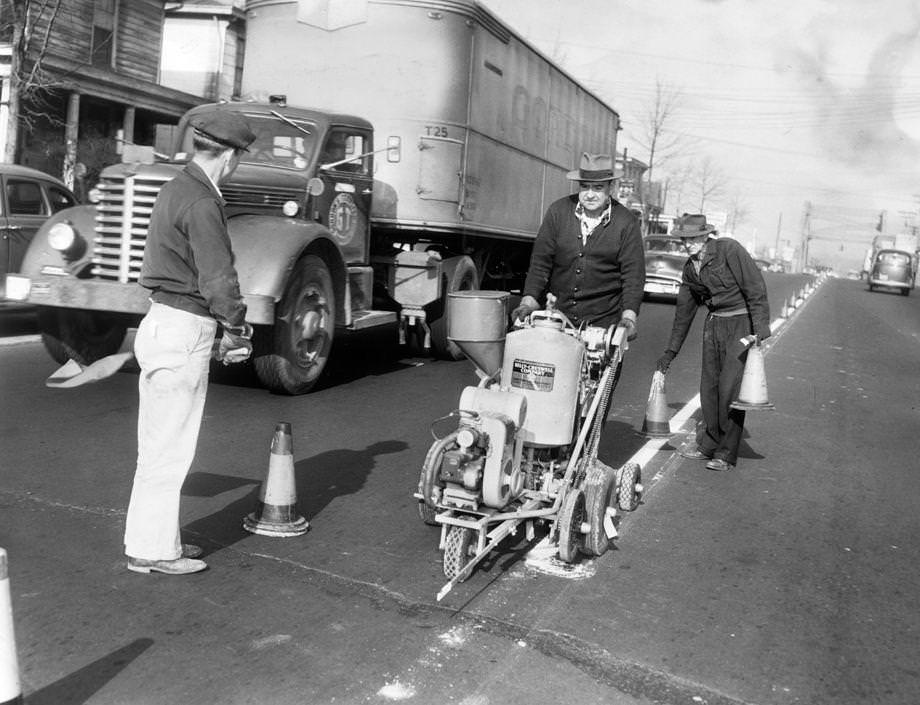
[6,101,395,394]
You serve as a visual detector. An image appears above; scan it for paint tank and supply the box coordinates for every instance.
[500,317,584,447]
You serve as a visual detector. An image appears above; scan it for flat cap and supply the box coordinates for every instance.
[190,109,256,151]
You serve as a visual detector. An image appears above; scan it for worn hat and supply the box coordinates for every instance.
[566,152,623,182]
[191,109,256,151]
[673,213,717,238]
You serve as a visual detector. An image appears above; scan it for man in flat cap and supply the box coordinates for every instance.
[512,153,645,337]
[124,108,256,575]
[655,214,772,472]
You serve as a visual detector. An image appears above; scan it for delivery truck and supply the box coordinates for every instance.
[6,0,621,393]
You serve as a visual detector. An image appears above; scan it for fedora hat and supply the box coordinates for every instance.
[673,213,717,238]
[566,153,623,182]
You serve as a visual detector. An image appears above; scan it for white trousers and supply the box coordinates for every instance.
[124,302,217,560]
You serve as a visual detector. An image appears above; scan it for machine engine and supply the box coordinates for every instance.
[427,306,617,513]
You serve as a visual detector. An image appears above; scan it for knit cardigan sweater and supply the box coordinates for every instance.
[522,194,646,327]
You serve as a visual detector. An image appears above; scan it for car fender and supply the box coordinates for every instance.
[228,214,347,320]
[18,205,97,277]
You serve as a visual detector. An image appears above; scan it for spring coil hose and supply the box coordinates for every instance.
[584,357,623,463]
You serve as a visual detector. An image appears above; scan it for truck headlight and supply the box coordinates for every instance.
[47,221,87,261]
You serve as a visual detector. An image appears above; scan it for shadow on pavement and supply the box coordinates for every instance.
[182,439,407,549]
[25,638,153,705]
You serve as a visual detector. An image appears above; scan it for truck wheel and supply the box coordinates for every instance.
[37,307,127,365]
[254,254,335,395]
[428,256,477,360]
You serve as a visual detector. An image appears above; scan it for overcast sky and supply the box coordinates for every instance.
[482,0,920,265]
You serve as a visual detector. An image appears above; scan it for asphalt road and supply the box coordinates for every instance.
[1,273,918,705]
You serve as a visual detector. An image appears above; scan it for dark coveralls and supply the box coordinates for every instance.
[665,237,771,465]
[522,194,646,328]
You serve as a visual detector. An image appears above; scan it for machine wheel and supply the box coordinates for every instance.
[37,307,127,365]
[428,256,477,360]
[617,461,642,512]
[443,526,474,580]
[581,461,618,556]
[901,288,910,296]
[254,255,335,395]
[556,488,586,563]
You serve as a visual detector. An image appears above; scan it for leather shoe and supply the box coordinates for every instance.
[679,446,713,460]
[706,458,734,471]
[126,556,208,575]
[182,544,203,559]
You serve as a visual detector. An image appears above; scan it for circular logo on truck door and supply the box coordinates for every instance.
[328,193,359,246]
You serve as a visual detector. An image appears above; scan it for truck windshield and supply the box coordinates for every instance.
[175,114,317,171]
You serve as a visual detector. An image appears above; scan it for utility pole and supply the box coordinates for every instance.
[800,201,811,272]
[774,212,783,258]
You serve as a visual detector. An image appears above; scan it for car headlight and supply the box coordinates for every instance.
[47,221,87,261]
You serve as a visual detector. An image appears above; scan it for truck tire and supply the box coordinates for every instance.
[254,254,335,395]
[428,256,477,360]
[37,307,127,365]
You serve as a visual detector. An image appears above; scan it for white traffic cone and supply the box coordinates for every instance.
[243,422,309,537]
[731,342,774,410]
[0,548,22,705]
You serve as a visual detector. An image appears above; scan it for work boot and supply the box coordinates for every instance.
[126,556,208,575]
[679,446,713,460]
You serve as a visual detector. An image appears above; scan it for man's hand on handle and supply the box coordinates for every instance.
[656,350,676,373]
[619,309,638,341]
[511,295,540,324]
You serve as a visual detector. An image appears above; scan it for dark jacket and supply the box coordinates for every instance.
[139,161,247,328]
[522,194,645,327]
[666,236,771,354]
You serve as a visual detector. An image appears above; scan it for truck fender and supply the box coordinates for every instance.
[18,204,98,277]
[227,214,347,323]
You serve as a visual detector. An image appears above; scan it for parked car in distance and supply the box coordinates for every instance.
[1,164,78,300]
[643,235,687,301]
[754,258,772,271]
[867,249,915,296]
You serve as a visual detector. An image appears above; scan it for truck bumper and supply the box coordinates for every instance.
[4,274,277,324]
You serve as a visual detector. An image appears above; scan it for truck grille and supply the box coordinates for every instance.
[91,173,171,282]
[222,185,302,209]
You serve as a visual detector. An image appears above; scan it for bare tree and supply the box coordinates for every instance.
[632,79,686,207]
[1,0,65,163]
[725,190,750,233]
[693,156,727,213]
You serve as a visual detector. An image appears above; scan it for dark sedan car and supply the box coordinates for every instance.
[1,164,78,300]
[868,249,915,296]
[643,235,687,300]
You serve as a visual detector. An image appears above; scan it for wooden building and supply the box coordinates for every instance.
[0,0,245,194]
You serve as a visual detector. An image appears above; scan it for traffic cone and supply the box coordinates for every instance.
[0,549,22,705]
[640,371,672,437]
[731,342,774,410]
[243,422,309,537]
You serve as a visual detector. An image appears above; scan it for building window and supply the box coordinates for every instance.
[91,0,117,68]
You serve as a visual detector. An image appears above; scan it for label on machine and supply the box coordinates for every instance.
[509,358,556,392]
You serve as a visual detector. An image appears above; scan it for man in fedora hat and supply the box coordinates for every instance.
[124,108,256,575]
[512,152,645,337]
[656,213,772,471]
